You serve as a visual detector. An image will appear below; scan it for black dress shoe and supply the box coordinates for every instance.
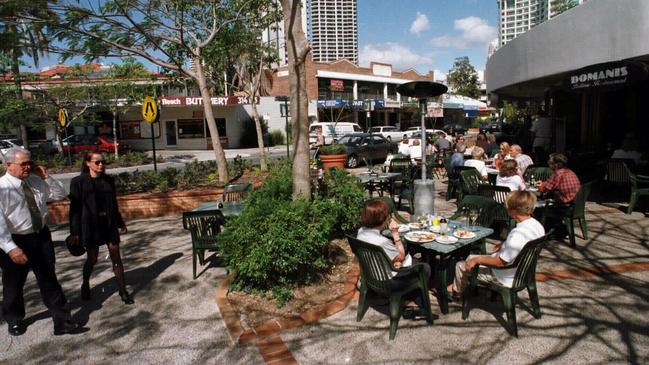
[53,320,84,336]
[119,291,135,305]
[8,322,26,336]
[81,282,91,301]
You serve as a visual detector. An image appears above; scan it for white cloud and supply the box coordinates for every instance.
[359,43,433,70]
[409,12,430,35]
[433,69,447,83]
[430,16,497,49]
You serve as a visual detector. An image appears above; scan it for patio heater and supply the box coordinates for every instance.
[395,81,448,219]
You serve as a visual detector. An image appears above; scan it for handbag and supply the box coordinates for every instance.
[65,235,86,257]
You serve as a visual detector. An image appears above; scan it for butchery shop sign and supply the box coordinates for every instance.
[159,96,260,107]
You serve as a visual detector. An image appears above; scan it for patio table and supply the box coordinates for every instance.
[354,172,402,197]
[192,201,245,217]
[403,222,494,314]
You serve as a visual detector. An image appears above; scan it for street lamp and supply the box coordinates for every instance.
[275,96,290,161]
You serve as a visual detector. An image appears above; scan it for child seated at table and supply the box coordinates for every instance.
[448,191,545,296]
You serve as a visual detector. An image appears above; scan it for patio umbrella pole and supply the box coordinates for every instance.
[420,98,427,180]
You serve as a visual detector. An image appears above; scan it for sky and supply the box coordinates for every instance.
[357,0,498,80]
[25,0,499,80]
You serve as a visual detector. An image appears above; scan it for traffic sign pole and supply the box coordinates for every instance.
[142,96,159,172]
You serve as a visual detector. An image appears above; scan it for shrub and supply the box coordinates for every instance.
[319,143,346,155]
[217,163,364,305]
[269,130,285,145]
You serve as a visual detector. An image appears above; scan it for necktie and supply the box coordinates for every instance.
[22,181,43,232]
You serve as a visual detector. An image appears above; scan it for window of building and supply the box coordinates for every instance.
[120,121,142,139]
[204,118,226,137]
[178,119,206,139]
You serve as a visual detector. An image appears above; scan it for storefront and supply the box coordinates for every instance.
[486,0,649,160]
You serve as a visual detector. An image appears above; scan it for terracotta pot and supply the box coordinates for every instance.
[319,154,347,170]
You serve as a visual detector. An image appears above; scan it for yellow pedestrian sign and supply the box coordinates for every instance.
[142,96,158,123]
[58,108,67,127]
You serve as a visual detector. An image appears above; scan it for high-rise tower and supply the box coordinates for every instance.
[307,0,358,64]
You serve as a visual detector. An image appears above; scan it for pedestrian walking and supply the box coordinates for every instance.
[69,152,134,305]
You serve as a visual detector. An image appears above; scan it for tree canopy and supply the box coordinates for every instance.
[446,56,480,99]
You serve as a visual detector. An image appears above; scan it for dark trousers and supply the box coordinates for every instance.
[0,227,69,325]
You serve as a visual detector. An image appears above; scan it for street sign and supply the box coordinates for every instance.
[141,96,158,123]
[58,108,67,127]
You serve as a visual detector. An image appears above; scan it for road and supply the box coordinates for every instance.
[51,145,293,194]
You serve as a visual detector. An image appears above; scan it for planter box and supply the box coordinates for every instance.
[47,181,261,224]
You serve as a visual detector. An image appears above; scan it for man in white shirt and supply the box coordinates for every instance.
[510,144,534,176]
[0,148,83,336]
[397,134,411,156]
[449,191,545,294]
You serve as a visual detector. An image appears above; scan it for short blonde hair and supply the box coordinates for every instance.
[505,191,537,215]
[471,146,485,160]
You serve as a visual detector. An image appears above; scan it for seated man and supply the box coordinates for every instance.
[509,144,534,176]
[449,191,545,296]
[397,134,411,156]
[463,146,488,180]
[450,142,466,169]
[536,153,581,205]
[409,139,422,164]
[434,131,451,152]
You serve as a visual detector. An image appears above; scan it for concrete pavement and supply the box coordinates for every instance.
[1,174,648,364]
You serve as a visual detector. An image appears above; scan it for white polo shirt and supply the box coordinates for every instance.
[491,217,545,287]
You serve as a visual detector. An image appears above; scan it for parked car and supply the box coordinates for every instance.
[336,133,397,168]
[309,122,363,145]
[60,135,130,155]
[442,124,467,136]
[0,139,24,162]
[479,121,503,135]
[409,129,453,143]
[404,126,422,138]
[367,126,405,142]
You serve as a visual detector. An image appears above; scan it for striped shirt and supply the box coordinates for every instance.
[542,168,581,203]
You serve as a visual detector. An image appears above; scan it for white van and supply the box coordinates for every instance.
[309,122,362,145]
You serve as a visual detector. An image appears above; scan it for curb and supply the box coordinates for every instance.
[215,263,360,346]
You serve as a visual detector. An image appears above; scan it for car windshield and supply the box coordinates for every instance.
[337,136,362,146]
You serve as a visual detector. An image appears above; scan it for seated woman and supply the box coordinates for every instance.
[464,138,476,157]
[357,200,430,316]
[494,142,511,169]
[485,133,499,157]
[464,146,488,180]
[496,159,526,191]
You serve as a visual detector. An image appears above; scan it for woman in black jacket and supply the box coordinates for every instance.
[69,152,133,304]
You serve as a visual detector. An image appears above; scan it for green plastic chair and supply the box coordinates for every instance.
[389,158,414,209]
[624,163,649,214]
[477,184,515,230]
[543,182,592,248]
[459,168,485,202]
[347,235,434,340]
[365,196,409,224]
[444,158,472,201]
[182,210,225,279]
[605,159,634,187]
[524,166,552,184]
[462,231,553,337]
[450,195,498,230]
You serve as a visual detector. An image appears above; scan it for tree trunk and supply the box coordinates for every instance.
[112,110,119,159]
[280,0,311,199]
[251,60,267,172]
[194,54,229,183]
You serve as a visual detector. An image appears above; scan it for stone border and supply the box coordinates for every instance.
[215,263,360,346]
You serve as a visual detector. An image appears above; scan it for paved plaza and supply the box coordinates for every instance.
[1,175,648,364]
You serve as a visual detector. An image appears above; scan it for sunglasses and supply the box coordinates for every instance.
[9,161,34,167]
[91,160,106,166]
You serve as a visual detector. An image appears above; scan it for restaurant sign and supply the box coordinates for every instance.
[566,61,648,92]
[158,96,260,107]
[317,99,365,109]
[329,79,344,91]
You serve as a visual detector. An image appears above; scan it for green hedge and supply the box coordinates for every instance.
[217,164,365,305]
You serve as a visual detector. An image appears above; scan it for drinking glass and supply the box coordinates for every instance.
[439,220,448,237]
[469,208,480,231]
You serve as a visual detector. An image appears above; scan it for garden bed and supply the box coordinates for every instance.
[227,237,355,328]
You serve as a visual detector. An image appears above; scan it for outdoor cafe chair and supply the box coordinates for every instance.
[389,157,413,201]
[604,158,635,188]
[182,210,225,279]
[220,182,252,204]
[624,163,649,214]
[543,182,592,248]
[459,168,487,202]
[347,234,434,340]
[462,231,553,337]
[524,165,552,184]
[477,184,515,231]
[443,158,472,201]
